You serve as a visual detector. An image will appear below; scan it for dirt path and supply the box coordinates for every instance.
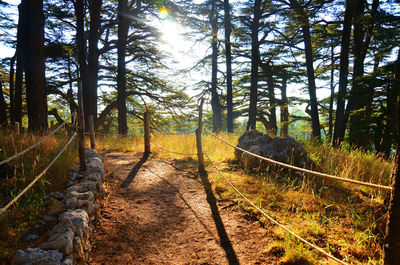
[89,151,277,265]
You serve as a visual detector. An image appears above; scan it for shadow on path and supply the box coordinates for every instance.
[200,172,240,265]
[120,153,149,188]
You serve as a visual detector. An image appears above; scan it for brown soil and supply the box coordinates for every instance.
[89,151,279,265]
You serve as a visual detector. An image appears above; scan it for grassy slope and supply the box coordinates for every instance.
[96,132,392,264]
[0,132,78,262]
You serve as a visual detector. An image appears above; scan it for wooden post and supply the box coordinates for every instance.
[77,81,87,171]
[50,121,54,131]
[144,110,151,154]
[88,115,96,149]
[196,98,205,174]
[14,122,20,135]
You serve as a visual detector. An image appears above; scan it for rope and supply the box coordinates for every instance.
[0,132,77,216]
[203,152,348,265]
[159,128,197,135]
[0,112,76,166]
[205,129,392,191]
[152,142,198,156]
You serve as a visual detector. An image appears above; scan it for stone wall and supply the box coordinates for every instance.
[12,148,105,265]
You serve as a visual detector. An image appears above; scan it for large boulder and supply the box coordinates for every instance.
[234,130,312,170]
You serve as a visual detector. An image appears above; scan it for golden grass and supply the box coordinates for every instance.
[91,132,393,264]
[0,131,78,262]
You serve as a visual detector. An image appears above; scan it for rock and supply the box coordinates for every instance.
[66,197,78,209]
[234,130,312,170]
[12,248,63,265]
[67,191,95,201]
[60,210,89,242]
[66,181,98,194]
[24,234,39,242]
[33,220,51,235]
[43,215,57,223]
[39,229,74,254]
[73,236,85,261]
[65,181,75,188]
[50,192,65,201]
[61,254,75,265]
[47,198,66,216]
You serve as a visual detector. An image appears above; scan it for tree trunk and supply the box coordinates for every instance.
[14,49,23,125]
[9,54,15,124]
[67,55,76,115]
[383,48,400,265]
[74,0,89,127]
[289,0,320,140]
[14,3,25,125]
[87,0,102,126]
[247,0,262,131]
[347,0,379,149]
[348,0,368,148]
[380,48,400,158]
[280,75,289,138]
[0,81,7,128]
[210,0,223,132]
[224,0,233,133]
[328,43,335,138]
[21,0,47,132]
[117,0,129,136]
[258,59,277,134]
[333,0,353,146]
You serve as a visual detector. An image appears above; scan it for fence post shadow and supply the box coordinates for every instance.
[199,171,240,265]
[120,153,150,188]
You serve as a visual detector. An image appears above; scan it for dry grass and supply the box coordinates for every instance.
[0,131,78,262]
[93,132,393,264]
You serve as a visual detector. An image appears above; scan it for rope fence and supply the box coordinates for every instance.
[0,112,76,167]
[205,129,392,192]
[203,152,348,265]
[0,132,77,217]
[152,142,198,156]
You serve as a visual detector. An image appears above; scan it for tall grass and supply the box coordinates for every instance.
[0,131,78,262]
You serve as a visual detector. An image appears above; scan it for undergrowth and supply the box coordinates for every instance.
[0,131,78,263]
[93,131,392,264]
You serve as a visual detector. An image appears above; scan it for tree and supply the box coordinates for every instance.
[246,0,262,130]
[87,0,102,126]
[224,0,233,132]
[209,0,223,132]
[383,46,400,265]
[288,0,321,140]
[117,0,129,135]
[21,0,47,132]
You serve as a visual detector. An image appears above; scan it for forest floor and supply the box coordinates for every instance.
[89,151,278,265]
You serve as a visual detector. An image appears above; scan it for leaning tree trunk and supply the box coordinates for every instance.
[333,0,353,146]
[384,47,400,265]
[117,0,129,135]
[210,0,223,132]
[21,0,47,132]
[224,0,233,133]
[87,0,102,126]
[247,0,262,131]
